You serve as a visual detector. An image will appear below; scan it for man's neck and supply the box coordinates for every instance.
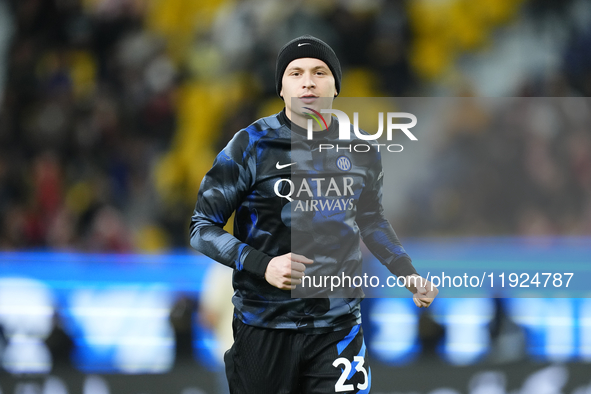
[285,107,333,132]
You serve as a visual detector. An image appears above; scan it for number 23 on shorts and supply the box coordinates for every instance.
[333,355,369,392]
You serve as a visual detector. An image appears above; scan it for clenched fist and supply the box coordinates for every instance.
[265,252,314,290]
[405,274,439,308]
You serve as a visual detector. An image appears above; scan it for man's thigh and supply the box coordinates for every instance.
[300,325,371,394]
[224,319,301,394]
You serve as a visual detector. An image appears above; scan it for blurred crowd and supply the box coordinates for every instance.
[0,0,590,252]
[0,0,178,251]
[397,98,591,236]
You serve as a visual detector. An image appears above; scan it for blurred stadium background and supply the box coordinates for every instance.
[0,0,591,393]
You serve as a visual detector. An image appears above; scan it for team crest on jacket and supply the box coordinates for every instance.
[336,156,351,171]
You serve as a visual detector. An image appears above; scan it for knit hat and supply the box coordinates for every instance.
[275,35,342,98]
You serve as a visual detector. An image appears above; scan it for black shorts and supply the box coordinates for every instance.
[224,319,371,394]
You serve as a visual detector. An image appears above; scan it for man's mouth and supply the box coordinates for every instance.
[299,95,317,104]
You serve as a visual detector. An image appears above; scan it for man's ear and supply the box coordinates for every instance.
[280,88,283,98]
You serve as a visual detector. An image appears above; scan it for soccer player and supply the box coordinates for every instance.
[190,35,438,394]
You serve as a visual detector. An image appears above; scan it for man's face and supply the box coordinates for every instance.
[280,58,337,122]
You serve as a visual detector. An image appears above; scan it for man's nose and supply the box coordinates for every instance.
[302,73,316,89]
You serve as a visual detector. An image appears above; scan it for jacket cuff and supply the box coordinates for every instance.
[387,255,418,277]
[242,248,272,277]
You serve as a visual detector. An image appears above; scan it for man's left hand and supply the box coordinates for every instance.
[405,274,438,308]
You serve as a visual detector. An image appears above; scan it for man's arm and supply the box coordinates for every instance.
[356,152,438,306]
[190,129,313,288]
[190,130,271,277]
[356,153,415,277]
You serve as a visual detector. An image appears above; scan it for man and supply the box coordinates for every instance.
[190,35,438,394]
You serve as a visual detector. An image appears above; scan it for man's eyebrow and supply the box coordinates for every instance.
[286,66,304,72]
[286,65,330,72]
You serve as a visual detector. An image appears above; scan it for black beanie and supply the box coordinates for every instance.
[275,35,342,98]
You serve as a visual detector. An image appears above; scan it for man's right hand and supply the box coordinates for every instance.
[265,252,314,290]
